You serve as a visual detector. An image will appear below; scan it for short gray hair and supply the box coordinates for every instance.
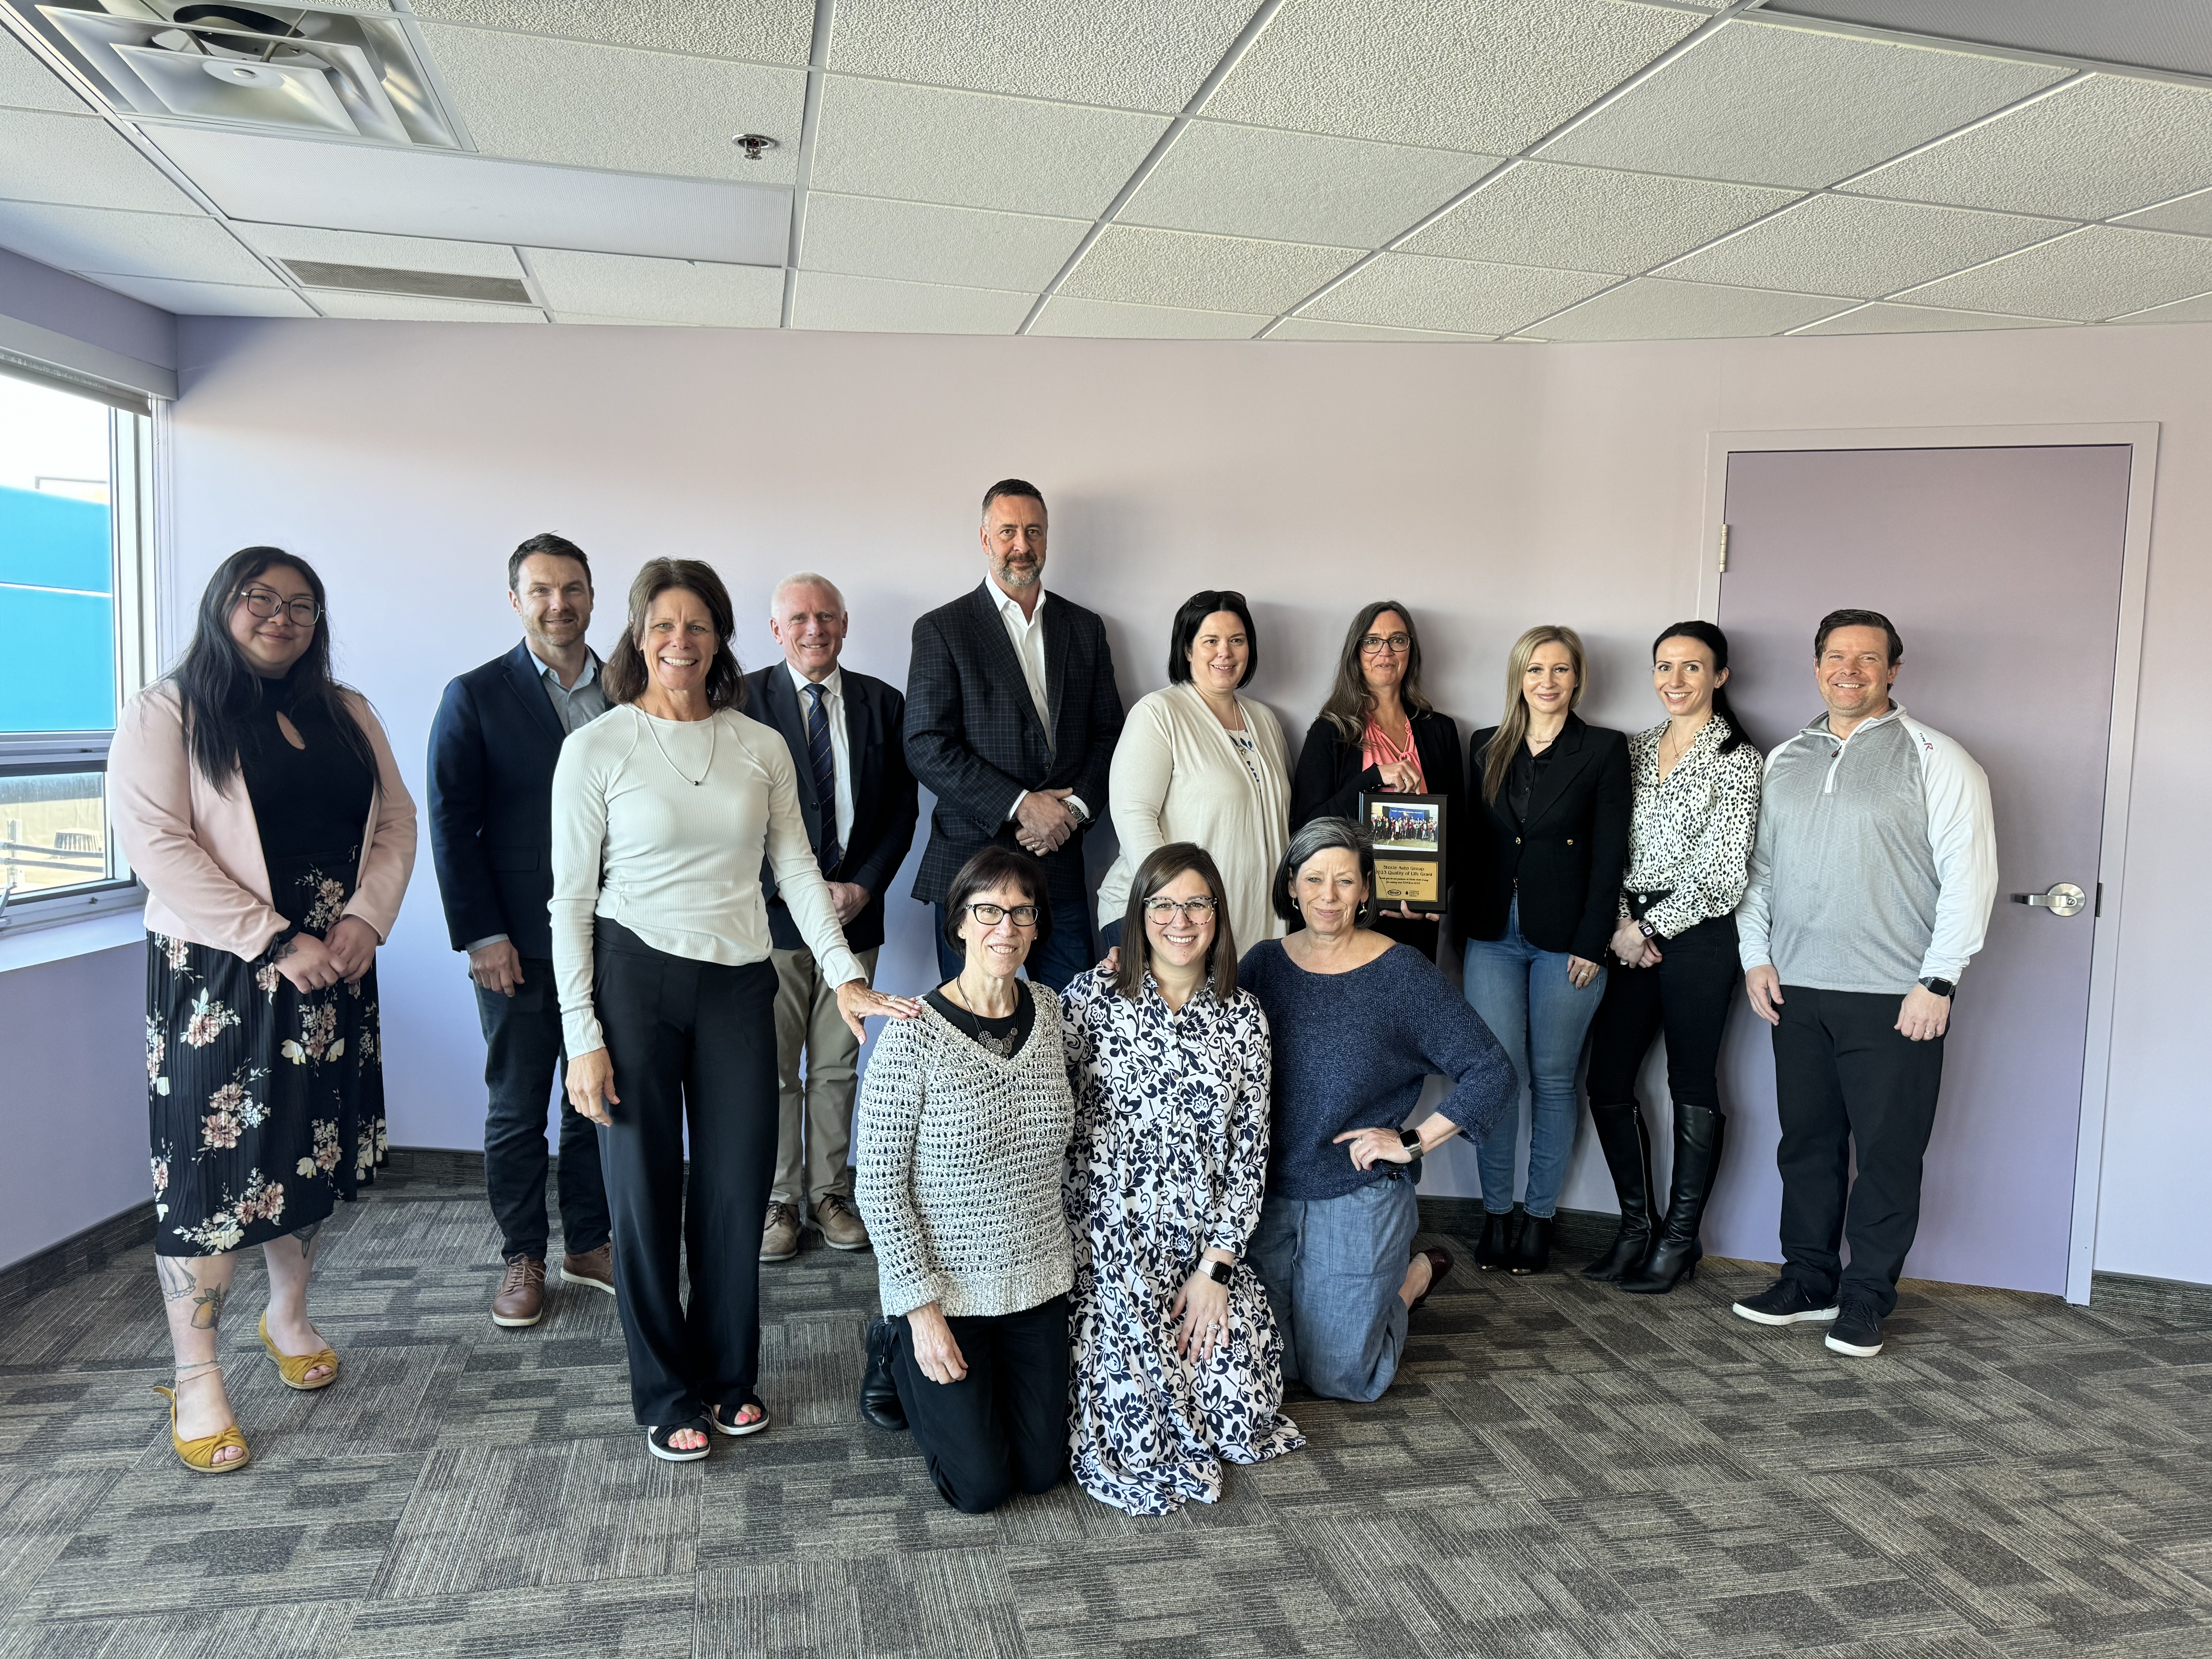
[770,571,845,616]
[1272,816,1376,922]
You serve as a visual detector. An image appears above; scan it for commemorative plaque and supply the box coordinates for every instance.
[1360,792,1448,911]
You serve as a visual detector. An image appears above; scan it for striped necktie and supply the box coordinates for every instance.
[804,682,842,874]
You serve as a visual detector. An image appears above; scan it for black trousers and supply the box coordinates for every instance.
[1771,984,1947,1319]
[477,956,609,1262]
[1585,914,1739,1110]
[891,1295,1071,1515]
[592,919,779,1425]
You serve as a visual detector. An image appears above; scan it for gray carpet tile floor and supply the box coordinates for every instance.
[5,1163,2212,1659]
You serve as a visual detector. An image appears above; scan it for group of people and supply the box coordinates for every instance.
[111,477,1997,1517]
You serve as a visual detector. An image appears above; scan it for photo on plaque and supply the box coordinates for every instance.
[1361,792,1447,910]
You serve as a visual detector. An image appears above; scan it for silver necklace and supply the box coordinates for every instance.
[644,711,716,786]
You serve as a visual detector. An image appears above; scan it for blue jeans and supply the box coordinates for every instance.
[1463,898,1607,1219]
[933,891,1094,993]
[1248,1175,1418,1403]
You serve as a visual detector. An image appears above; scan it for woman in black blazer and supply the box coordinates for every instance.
[1290,601,1464,962]
[1456,625,1630,1275]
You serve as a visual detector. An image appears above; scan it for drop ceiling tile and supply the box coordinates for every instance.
[308,290,547,322]
[1269,317,1491,341]
[84,274,316,317]
[1844,75,2212,222]
[1789,301,2075,335]
[1059,224,1357,314]
[1538,19,2065,188]
[2117,188,2212,239]
[1303,251,1614,335]
[829,0,1250,114]
[1204,0,1698,155]
[1894,225,2212,322]
[810,77,1167,218]
[801,194,1087,291]
[0,202,275,284]
[231,223,524,277]
[418,23,806,183]
[1,22,89,113]
[1030,296,1266,338]
[1657,194,2069,300]
[410,0,814,64]
[522,249,782,326]
[2109,292,2212,326]
[792,271,1034,334]
[1528,277,1853,340]
[1401,160,1797,275]
[0,108,198,214]
[1120,122,1498,248]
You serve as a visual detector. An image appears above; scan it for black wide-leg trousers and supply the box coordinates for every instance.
[1771,984,1947,1319]
[592,919,778,1425]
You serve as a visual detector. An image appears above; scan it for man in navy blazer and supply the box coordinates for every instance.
[745,573,919,1263]
[905,479,1123,990]
[428,533,613,1329]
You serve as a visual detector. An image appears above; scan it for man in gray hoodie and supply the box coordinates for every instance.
[1730,609,1996,1359]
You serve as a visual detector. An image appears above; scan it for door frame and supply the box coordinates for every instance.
[1698,422,2160,1307]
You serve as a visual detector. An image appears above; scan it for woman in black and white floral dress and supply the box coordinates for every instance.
[112,547,415,1472]
[1060,842,1303,1516]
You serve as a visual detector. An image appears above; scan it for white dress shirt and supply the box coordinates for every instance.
[986,579,1086,824]
[787,659,854,850]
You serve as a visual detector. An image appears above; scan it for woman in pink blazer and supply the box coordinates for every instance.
[110,547,416,1472]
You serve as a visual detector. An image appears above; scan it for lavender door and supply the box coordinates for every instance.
[1708,445,2131,1297]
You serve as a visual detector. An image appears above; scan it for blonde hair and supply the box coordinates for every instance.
[1480,625,1587,804]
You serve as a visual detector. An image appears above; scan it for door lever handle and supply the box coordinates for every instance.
[2011,882,2086,917]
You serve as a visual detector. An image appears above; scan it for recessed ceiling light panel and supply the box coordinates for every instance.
[13,0,460,148]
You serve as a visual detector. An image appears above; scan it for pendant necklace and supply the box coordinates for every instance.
[645,710,716,785]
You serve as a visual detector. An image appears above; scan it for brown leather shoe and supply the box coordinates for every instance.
[760,1201,800,1263]
[812,1194,871,1252]
[561,1243,615,1297]
[492,1254,546,1328]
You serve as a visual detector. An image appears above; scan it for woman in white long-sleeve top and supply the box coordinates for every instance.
[554,558,916,1464]
[1061,843,1303,1516]
[1094,592,1289,956]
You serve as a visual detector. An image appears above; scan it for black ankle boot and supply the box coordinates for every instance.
[1620,1105,1726,1295]
[1508,1213,1553,1275]
[1474,1208,1517,1271]
[859,1315,907,1431]
[1580,1102,1654,1283]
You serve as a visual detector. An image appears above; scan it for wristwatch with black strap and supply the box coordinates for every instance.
[1917,975,1955,998]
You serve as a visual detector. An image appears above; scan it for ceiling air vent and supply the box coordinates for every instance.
[282,261,532,304]
[10,1,460,148]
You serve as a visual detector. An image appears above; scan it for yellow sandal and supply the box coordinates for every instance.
[259,1312,339,1391]
[155,1367,251,1474]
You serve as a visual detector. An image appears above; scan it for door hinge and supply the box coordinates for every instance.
[1717,523,1731,574]
[2096,881,2103,917]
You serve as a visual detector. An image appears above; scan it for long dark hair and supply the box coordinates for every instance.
[1319,599,1430,743]
[1651,619,1750,755]
[172,546,372,787]
[1114,842,1238,1003]
[603,558,746,711]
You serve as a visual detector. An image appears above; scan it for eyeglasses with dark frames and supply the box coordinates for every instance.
[963,902,1040,929]
[1358,632,1413,655]
[1142,896,1219,921]
[236,585,323,628]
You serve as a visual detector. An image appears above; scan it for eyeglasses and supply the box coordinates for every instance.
[1359,633,1412,655]
[1143,896,1218,921]
[236,586,322,627]
[963,902,1039,929]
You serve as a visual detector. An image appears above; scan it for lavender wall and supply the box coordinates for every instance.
[0,247,175,384]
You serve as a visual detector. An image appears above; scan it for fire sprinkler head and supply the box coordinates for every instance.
[732,133,778,161]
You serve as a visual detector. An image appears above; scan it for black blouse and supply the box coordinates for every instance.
[238,666,375,872]
[925,981,1036,1060]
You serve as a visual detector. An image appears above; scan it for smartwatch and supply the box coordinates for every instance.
[1917,976,1955,998]
[1200,1258,1232,1285]
[1637,921,1658,939]
[1399,1127,1424,1154]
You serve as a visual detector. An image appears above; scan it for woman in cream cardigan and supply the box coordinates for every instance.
[1096,592,1289,955]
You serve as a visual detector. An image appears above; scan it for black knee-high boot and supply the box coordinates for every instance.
[1580,1103,1653,1283]
[1619,1104,1725,1295]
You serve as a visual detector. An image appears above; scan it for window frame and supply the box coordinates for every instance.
[0,371,160,938]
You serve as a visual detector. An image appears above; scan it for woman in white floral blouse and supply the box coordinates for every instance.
[1060,842,1304,1515]
[1581,620,1762,1295]
[111,548,416,1472]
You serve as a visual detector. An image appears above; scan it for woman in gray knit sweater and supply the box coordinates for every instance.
[854,846,1077,1514]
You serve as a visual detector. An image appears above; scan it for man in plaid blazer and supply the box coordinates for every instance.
[905,479,1124,990]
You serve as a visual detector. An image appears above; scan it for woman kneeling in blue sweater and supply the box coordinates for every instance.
[1242,816,1516,1402]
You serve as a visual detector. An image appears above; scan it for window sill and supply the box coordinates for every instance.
[0,899,147,974]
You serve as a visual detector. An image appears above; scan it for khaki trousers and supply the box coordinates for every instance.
[769,943,876,1207]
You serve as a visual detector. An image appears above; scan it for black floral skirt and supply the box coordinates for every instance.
[146,844,386,1257]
